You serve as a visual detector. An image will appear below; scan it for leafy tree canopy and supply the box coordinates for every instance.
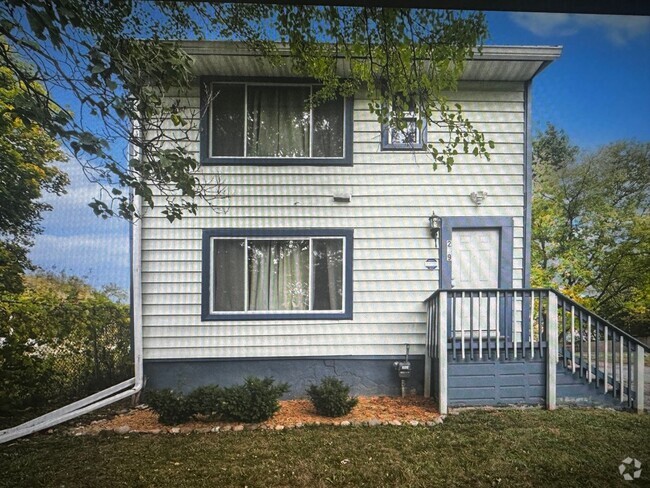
[532,123,578,171]
[0,57,68,294]
[532,126,649,336]
[0,1,489,222]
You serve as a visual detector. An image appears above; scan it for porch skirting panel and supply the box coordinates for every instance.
[144,356,425,398]
[448,356,546,407]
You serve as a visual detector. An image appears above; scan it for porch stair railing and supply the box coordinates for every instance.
[424,288,646,415]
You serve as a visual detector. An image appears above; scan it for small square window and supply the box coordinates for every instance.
[381,102,427,151]
[388,115,420,145]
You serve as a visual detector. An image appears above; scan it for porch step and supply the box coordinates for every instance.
[444,356,627,409]
[556,367,623,408]
[561,354,637,407]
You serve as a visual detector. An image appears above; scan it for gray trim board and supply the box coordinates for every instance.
[439,216,514,289]
[523,80,533,288]
[145,354,421,363]
[201,228,354,321]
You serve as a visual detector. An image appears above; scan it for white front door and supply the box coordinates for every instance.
[451,228,500,340]
[451,228,500,289]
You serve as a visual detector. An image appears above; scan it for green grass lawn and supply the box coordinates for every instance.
[1,408,648,488]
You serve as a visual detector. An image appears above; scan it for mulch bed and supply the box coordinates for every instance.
[70,396,441,435]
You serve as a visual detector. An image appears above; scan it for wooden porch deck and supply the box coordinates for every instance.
[424,288,647,414]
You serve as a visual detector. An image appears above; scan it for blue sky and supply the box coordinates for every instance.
[29,11,650,292]
[488,12,650,148]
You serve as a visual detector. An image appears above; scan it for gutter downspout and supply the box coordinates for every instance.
[130,130,144,396]
[0,131,145,445]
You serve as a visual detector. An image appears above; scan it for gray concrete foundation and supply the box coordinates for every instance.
[144,356,425,398]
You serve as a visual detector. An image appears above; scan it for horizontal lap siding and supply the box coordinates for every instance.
[141,82,527,360]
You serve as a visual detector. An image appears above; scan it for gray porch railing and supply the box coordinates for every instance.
[424,289,646,415]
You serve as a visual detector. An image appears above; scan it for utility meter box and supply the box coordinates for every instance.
[393,344,412,379]
[395,361,411,379]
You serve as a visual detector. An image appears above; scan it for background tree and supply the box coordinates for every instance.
[532,126,650,336]
[0,1,489,222]
[0,271,131,418]
[532,122,578,171]
[0,59,68,294]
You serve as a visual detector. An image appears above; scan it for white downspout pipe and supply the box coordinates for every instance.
[0,138,145,444]
[131,180,144,394]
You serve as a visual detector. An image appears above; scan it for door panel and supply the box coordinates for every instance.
[451,229,499,288]
[451,229,500,339]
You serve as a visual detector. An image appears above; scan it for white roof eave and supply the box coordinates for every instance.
[178,41,562,83]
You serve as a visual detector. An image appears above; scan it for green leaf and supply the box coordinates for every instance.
[26,10,46,40]
[91,64,106,74]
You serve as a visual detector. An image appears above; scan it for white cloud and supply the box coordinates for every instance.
[30,159,130,290]
[29,233,129,288]
[40,159,122,209]
[510,13,577,37]
[510,13,650,45]
[31,233,129,268]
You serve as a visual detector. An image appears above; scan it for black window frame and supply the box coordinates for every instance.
[381,97,427,151]
[200,77,354,166]
[201,228,354,321]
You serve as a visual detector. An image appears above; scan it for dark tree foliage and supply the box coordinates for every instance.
[532,123,579,171]
[0,1,490,222]
[306,376,358,417]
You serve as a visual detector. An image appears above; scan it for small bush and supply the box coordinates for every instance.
[146,389,193,425]
[220,377,289,423]
[186,385,224,417]
[306,377,358,417]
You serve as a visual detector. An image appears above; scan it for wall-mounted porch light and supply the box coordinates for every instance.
[429,211,442,240]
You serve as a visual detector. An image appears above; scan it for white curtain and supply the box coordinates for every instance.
[312,239,343,311]
[247,241,271,311]
[326,248,340,310]
[248,240,309,311]
[247,86,310,157]
[213,239,246,311]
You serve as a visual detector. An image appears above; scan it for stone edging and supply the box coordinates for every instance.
[72,416,446,436]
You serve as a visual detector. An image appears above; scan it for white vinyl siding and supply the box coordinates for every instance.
[140,81,527,359]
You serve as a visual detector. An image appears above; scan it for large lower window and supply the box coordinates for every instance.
[201,80,352,165]
[202,229,353,320]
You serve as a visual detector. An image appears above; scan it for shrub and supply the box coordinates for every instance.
[146,389,193,425]
[220,377,289,423]
[186,385,224,417]
[306,377,358,417]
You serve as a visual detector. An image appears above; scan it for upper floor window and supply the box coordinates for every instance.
[201,79,353,166]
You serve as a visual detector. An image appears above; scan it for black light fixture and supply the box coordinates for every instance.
[429,211,441,239]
